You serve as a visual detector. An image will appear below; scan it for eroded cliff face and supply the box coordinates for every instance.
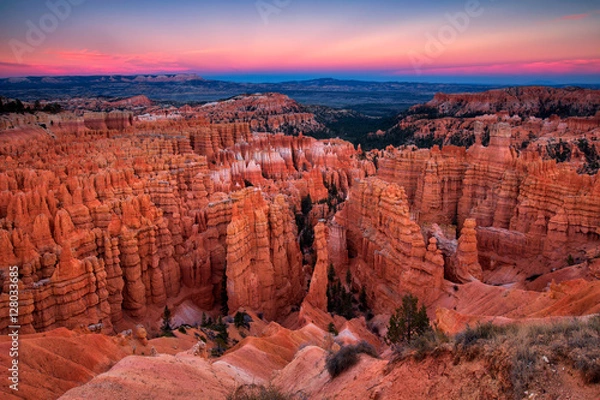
[388,88,600,179]
[0,132,207,332]
[0,102,373,333]
[189,93,324,135]
[0,110,134,135]
[378,145,468,225]
[425,86,600,117]
[226,189,304,320]
[303,221,329,312]
[377,122,600,278]
[336,177,445,313]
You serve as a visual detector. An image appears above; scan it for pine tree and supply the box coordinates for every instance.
[415,304,429,337]
[160,305,174,337]
[359,285,368,312]
[386,310,402,347]
[386,294,431,348]
[234,311,250,329]
[211,316,230,357]
[215,316,229,343]
[326,266,355,320]
[341,289,354,319]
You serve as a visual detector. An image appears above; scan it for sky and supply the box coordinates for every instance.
[0,0,599,84]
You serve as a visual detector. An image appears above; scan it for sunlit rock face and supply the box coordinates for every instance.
[1,87,599,338]
[377,122,600,278]
[0,96,375,333]
[337,177,445,312]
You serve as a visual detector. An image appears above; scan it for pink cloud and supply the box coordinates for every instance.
[20,48,194,76]
[392,59,600,76]
[559,13,590,21]
[46,49,114,61]
[558,10,600,21]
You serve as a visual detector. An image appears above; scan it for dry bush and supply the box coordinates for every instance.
[326,341,378,378]
[455,322,509,348]
[510,343,538,397]
[393,329,451,361]
[227,385,291,400]
[453,316,600,398]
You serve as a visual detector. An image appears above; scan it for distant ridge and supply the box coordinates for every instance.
[1,75,598,116]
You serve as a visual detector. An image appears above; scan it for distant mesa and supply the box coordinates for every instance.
[6,77,31,84]
[128,73,203,83]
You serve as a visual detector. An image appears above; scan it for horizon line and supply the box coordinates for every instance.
[2,73,600,87]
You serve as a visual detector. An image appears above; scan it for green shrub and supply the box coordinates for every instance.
[574,352,600,384]
[589,315,600,334]
[353,341,378,358]
[211,346,226,358]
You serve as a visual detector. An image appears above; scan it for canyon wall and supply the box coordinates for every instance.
[425,86,600,117]
[336,177,445,312]
[0,107,373,333]
[226,189,304,320]
[377,122,600,278]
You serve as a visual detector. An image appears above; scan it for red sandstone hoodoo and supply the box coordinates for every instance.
[0,89,599,400]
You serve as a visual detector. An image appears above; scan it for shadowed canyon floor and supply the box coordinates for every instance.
[0,88,599,399]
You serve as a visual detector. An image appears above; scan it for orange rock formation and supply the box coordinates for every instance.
[1,87,599,400]
[0,103,372,333]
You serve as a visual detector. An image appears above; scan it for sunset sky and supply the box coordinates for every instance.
[0,0,599,84]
